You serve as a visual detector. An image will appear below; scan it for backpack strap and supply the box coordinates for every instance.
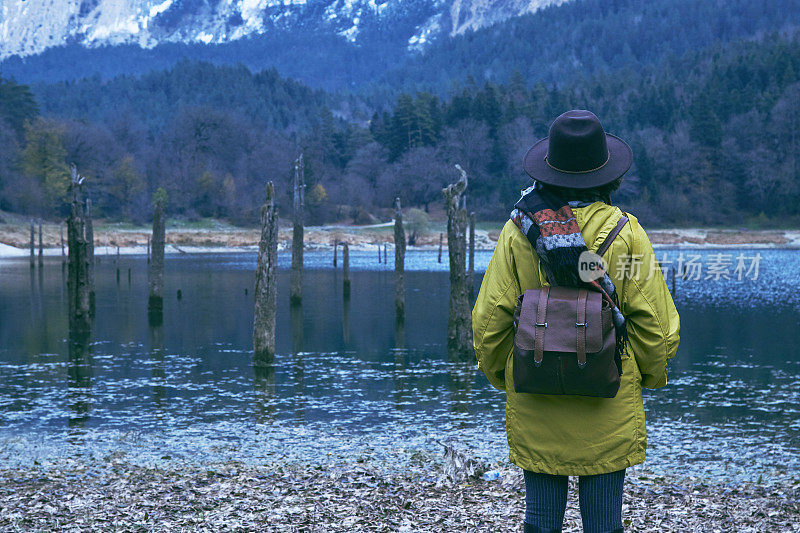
[533,286,550,364]
[596,214,629,257]
[576,288,588,367]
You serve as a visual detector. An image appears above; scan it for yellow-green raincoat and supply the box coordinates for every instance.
[473,202,680,476]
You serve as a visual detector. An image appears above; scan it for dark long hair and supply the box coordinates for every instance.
[539,177,623,205]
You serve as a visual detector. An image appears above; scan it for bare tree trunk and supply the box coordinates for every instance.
[394,197,406,318]
[394,313,406,350]
[443,165,473,358]
[290,302,304,355]
[792,89,798,180]
[290,154,305,304]
[148,191,166,314]
[60,223,65,264]
[333,240,338,267]
[29,220,34,269]
[342,287,351,345]
[254,181,278,361]
[342,242,351,298]
[468,211,475,296]
[38,219,43,267]
[377,244,382,263]
[148,317,165,403]
[85,199,95,313]
[67,167,91,333]
[67,327,92,422]
[438,233,443,263]
[147,236,151,264]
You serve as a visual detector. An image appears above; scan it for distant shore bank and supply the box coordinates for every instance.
[3,218,800,259]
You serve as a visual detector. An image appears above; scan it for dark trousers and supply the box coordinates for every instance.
[523,468,625,533]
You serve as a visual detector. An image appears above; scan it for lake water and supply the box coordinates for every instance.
[0,249,798,485]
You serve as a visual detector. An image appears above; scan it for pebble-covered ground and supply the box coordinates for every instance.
[1,458,797,532]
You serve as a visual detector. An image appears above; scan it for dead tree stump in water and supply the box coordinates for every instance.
[438,233,443,263]
[394,197,406,319]
[148,188,167,315]
[333,240,338,267]
[468,211,475,296]
[342,286,351,345]
[394,312,406,351]
[85,198,95,313]
[290,301,304,355]
[290,154,305,304]
[67,166,91,333]
[254,181,278,361]
[60,223,65,265]
[443,165,473,358]
[342,242,351,298]
[38,219,43,267]
[29,220,35,269]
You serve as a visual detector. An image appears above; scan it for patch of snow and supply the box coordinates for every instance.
[88,18,141,42]
[196,31,214,44]
[149,0,173,19]
[239,0,264,30]
[366,0,388,14]
[0,0,566,60]
[408,12,441,52]
[2,5,8,40]
[785,231,800,247]
[339,22,359,42]
[241,0,265,12]
[0,243,27,258]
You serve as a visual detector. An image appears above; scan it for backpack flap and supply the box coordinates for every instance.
[514,287,605,359]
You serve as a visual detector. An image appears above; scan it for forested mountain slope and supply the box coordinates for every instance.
[3,33,798,226]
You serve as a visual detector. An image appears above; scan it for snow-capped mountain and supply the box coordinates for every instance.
[0,0,565,59]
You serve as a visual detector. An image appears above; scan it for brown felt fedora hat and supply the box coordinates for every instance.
[523,110,632,189]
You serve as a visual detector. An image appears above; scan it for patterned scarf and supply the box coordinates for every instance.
[510,182,628,366]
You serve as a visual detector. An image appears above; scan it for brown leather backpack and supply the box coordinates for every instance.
[512,216,628,398]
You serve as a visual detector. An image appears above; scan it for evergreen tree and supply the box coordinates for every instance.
[689,92,723,149]
[473,83,503,136]
[20,118,70,211]
[0,78,38,136]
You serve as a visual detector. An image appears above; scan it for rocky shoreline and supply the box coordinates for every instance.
[3,214,800,259]
[1,457,797,532]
